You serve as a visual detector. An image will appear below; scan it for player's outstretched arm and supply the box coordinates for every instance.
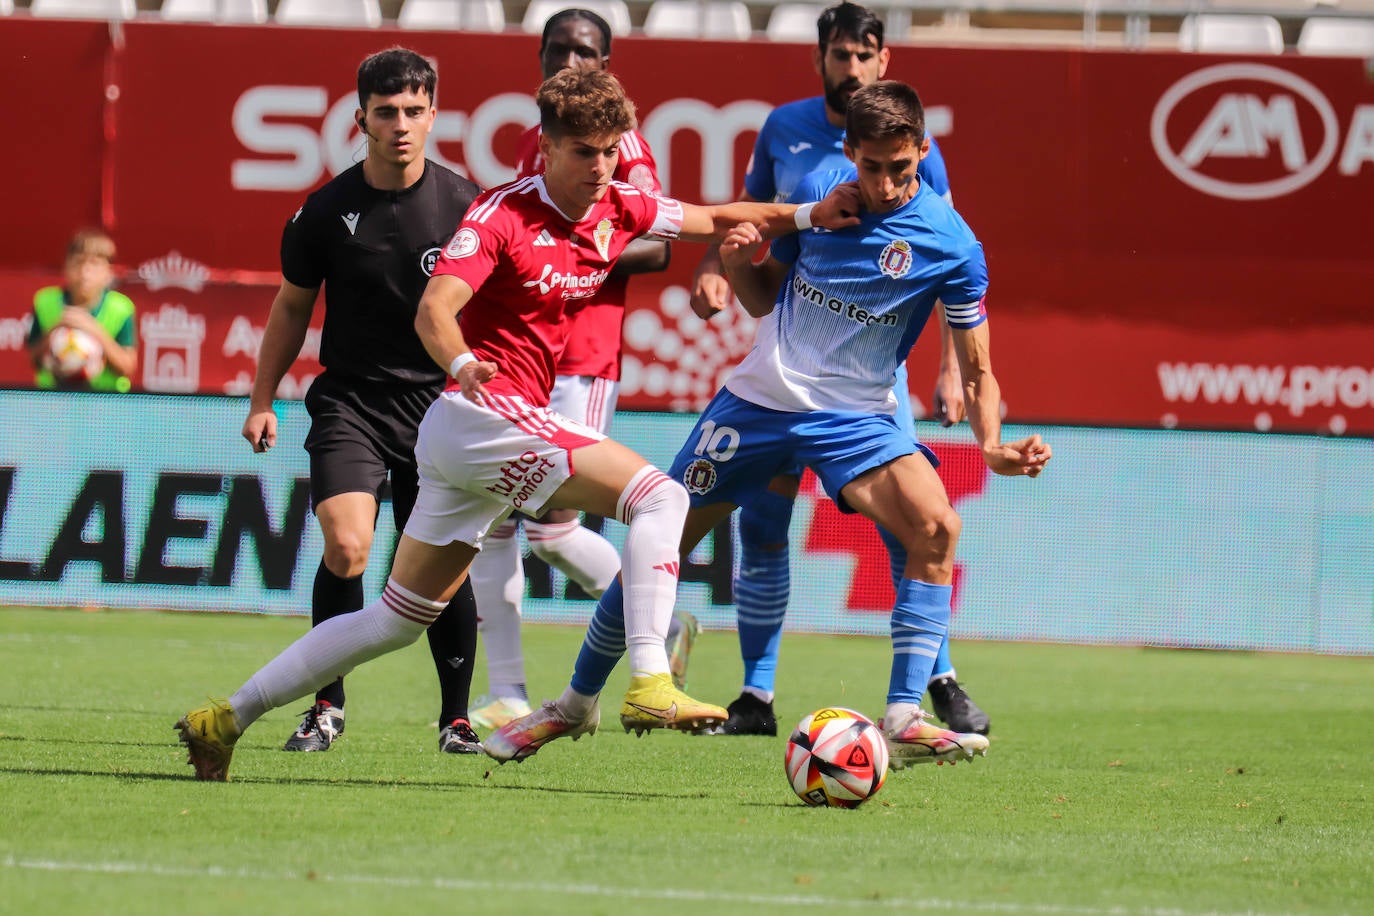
[676,184,861,244]
[949,315,1052,478]
[243,279,318,453]
[719,222,787,318]
[414,274,498,404]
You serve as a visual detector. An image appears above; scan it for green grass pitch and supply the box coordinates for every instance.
[1,606,1371,915]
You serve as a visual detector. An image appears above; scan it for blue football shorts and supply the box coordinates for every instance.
[667,388,937,514]
[771,363,917,480]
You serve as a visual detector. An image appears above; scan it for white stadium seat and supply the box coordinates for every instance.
[29,0,136,18]
[1178,14,1285,53]
[275,0,382,27]
[521,0,633,36]
[644,0,752,39]
[398,0,505,31]
[765,3,826,42]
[1297,17,1374,55]
[160,0,268,23]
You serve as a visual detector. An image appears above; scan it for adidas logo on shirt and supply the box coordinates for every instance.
[532,229,556,247]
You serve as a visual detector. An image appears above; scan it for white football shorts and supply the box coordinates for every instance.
[405,390,604,548]
[548,374,620,435]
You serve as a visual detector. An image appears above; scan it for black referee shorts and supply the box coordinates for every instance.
[302,373,442,528]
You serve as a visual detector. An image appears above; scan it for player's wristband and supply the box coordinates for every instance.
[448,353,476,377]
[793,202,816,231]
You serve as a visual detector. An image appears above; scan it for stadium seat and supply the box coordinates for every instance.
[765,3,826,42]
[29,0,136,18]
[521,0,633,36]
[1297,17,1374,55]
[398,0,505,31]
[160,0,268,23]
[275,0,382,27]
[1178,14,1285,53]
[643,0,752,39]
[0,0,12,14]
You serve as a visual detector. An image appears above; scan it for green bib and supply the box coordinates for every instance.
[33,286,136,393]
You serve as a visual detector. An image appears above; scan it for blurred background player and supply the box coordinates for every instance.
[29,228,138,393]
[241,48,486,755]
[467,8,696,731]
[688,1,989,738]
[177,69,859,780]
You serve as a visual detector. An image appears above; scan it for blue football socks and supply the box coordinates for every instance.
[887,578,952,705]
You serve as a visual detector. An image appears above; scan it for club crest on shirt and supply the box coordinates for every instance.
[593,219,614,261]
[878,240,913,279]
[420,247,441,276]
[445,227,479,259]
[682,458,717,495]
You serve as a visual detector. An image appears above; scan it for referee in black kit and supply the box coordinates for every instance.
[242,48,485,755]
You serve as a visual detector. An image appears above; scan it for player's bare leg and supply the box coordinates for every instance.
[841,455,989,768]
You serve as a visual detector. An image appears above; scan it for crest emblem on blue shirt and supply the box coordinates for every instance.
[682,458,717,495]
[878,240,913,279]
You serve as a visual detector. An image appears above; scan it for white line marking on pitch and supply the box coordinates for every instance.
[1,855,1304,915]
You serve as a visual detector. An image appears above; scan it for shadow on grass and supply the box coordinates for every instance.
[0,760,721,800]
[3,703,170,717]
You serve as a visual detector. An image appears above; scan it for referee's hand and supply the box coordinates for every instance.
[243,409,277,453]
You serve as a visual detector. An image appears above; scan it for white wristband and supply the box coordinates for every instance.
[793,202,816,231]
[448,352,476,377]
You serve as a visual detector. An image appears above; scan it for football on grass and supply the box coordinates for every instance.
[47,326,105,382]
[784,707,889,808]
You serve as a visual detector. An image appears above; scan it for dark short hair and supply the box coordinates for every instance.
[540,8,613,57]
[356,47,437,108]
[846,81,925,148]
[817,1,884,50]
[537,68,636,140]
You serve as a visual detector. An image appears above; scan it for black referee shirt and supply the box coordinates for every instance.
[281,159,481,385]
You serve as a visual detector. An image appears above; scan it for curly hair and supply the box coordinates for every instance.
[537,69,636,140]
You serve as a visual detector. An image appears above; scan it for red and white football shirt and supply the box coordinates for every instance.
[514,126,662,381]
[433,174,683,405]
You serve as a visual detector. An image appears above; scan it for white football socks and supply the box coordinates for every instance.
[229,580,443,730]
[469,521,527,693]
[525,517,620,598]
[615,466,688,677]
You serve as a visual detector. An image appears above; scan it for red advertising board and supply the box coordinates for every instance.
[0,18,109,269]
[2,20,1370,434]
[0,266,320,397]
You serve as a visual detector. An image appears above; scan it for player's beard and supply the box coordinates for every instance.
[823,79,861,118]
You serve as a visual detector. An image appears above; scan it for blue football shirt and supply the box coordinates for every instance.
[725,168,987,415]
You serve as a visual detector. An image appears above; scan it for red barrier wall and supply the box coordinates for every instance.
[4,20,1371,433]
